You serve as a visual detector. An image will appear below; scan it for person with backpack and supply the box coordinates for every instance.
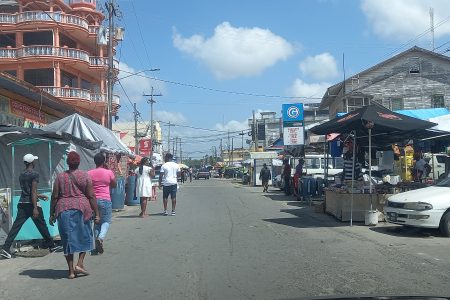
[259,163,272,193]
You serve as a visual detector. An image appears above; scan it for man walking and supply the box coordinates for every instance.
[1,154,61,259]
[259,163,271,193]
[159,153,180,216]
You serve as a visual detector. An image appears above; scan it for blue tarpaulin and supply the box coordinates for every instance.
[337,108,450,120]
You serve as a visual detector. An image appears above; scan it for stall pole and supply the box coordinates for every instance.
[350,131,356,227]
[48,142,52,188]
[369,128,373,210]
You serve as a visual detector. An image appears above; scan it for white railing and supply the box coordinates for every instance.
[0,48,17,58]
[0,13,17,24]
[89,56,107,66]
[88,25,99,34]
[0,11,89,30]
[41,86,106,102]
[14,46,90,62]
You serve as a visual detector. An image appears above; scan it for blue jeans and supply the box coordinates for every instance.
[95,200,112,241]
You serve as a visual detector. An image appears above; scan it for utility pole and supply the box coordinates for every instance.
[143,87,162,155]
[133,102,140,154]
[227,131,230,166]
[430,7,435,51]
[167,121,171,154]
[252,110,256,151]
[106,0,116,129]
[219,139,223,161]
[231,138,234,166]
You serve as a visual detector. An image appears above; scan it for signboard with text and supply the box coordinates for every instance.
[139,138,152,156]
[283,126,305,146]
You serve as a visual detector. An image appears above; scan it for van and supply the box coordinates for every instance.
[302,154,343,180]
[424,153,449,180]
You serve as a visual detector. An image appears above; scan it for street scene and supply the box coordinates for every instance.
[1,0,450,299]
[2,179,450,300]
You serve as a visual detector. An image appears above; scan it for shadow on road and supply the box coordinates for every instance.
[19,269,67,279]
[263,207,349,229]
[262,193,297,201]
[369,225,442,238]
[115,215,140,219]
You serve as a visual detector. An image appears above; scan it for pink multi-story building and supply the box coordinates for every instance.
[0,0,119,125]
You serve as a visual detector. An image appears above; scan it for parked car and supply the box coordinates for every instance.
[384,175,450,236]
[195,169,210,180]
[424,153,449,180]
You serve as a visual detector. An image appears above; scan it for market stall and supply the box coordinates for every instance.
[0,125,100,240]
[310,105,438,225]
[43,114,133,210]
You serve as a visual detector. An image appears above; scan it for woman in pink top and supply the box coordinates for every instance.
[88,153,116,254]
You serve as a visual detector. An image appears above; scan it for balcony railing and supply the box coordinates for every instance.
[41,86,106,103]
[0,46,115,70]
[0,11,89,30]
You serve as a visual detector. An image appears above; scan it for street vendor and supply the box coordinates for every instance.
[1,154,62,259]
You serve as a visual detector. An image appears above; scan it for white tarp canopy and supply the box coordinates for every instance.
[43,113,132,155]
[430,114,450,132]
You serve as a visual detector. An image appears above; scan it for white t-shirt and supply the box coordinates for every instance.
[161,161,180,186]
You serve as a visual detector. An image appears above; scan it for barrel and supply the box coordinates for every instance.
[126,175,140,206]
[111,176,125,210]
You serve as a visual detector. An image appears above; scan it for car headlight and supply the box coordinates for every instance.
[403,202,433,211]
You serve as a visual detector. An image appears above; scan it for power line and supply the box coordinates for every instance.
[117,69,321,100]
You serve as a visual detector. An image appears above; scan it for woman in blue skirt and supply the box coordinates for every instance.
[50,151,100,279]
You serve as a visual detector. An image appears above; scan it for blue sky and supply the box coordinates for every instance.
[114,0,450,158]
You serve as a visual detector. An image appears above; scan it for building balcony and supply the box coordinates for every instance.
[0,46,118,71]
[40,86,106,103]
[0,11,89,30]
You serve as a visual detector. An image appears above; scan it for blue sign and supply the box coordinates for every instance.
[282,103,304,122]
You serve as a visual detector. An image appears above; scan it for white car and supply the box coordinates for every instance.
[384,176,450,236]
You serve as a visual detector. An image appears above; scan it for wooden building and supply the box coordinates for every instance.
[320,46,450,117]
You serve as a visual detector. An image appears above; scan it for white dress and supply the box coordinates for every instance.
[135,166,153,198]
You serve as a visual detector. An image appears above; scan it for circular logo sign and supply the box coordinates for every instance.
[287,106,300,119]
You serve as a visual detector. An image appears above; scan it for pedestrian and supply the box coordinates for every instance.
[181,169,185,184]
[49,151,100,279]
[259,163,271,192]
[151,164,158,201]
[159,153,180,216]
[293,159,304,197]
[283,158,292,196]
[135,157,154,218]
[189,167,193,182]
[88,152,116,254]
[413,154,429,182]
[1,154,62,259]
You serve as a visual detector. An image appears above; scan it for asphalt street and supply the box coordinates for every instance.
[1,179,450,299]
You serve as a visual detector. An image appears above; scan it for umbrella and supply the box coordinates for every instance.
[178,163,189,169]
[310,105,437,226]
[310,104,436,137]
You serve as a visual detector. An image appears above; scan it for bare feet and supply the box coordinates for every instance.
[74,265,89,276]
[68,273,76,279]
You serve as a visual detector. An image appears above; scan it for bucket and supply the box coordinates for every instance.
[126,175,140,206]
[111,176,125,210]
[365,210,378,226]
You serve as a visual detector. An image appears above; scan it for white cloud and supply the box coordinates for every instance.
[361,0,450,40]
[287,79,330,101]
[214,120,248,132]
[173,22,294,79]
[116,62,165,102]
[154,110,187,124]
[299,53,339,80]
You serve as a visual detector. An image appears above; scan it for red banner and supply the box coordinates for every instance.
[10,100,46,123]
[139,138,152,156]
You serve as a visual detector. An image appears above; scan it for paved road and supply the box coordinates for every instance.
[1,179,450,299]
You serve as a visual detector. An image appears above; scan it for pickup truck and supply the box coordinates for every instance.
[195,169,210,180]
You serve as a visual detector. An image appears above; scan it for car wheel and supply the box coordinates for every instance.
[439,211,450,237]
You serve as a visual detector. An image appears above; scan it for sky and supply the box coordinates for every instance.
[113,0,450,158]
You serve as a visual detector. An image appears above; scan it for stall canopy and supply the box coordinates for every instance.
[43,113,132,155]
[310,105,437,142]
